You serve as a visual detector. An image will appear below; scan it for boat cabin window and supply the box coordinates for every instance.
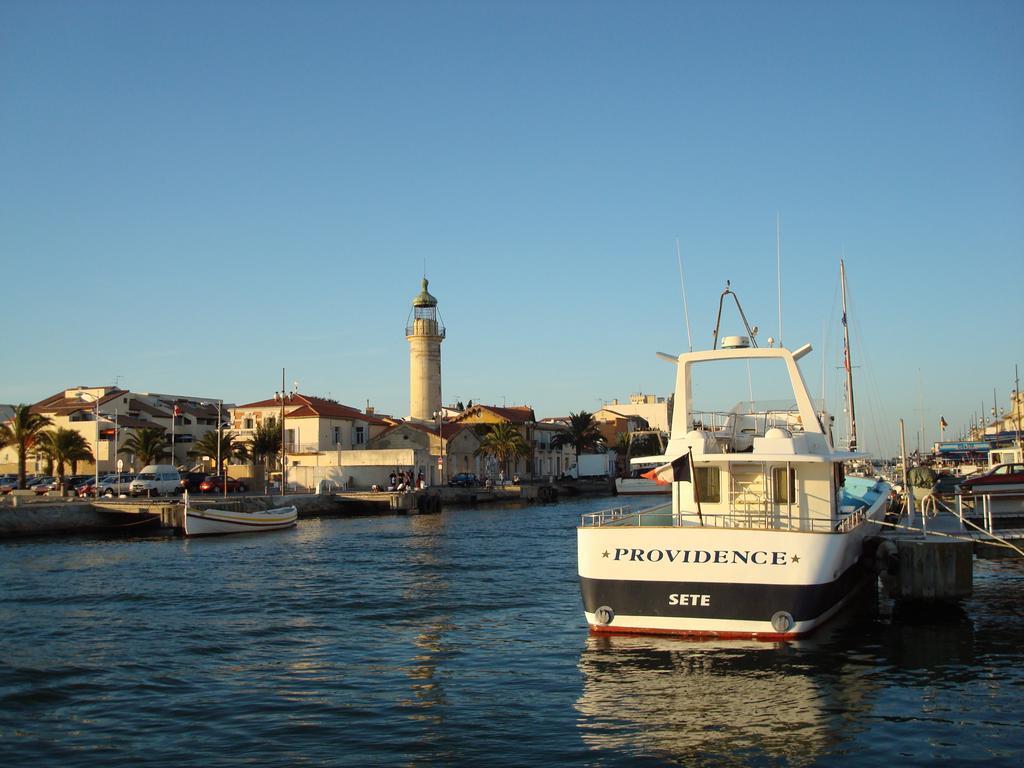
[696,466,721,503]
[772,466,795,503]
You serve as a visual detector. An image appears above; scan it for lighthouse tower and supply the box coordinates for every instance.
[406,278,445,422]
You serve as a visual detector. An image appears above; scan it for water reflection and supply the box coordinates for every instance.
[576,634,836,765]
[400,513,450,720]
[574,586,988,765]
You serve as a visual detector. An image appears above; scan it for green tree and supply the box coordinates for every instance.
[188,430,246,473]
[0,405,54,489]
[118,427,169,467]
[38,428,95,490]
[614,430,663,477]
[551,410,605,472]
[247,420,281,474]
[475,422,530,480]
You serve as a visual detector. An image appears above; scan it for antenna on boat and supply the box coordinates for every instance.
[675,237,693,352]
[776,213,783,349]
[712,281,759,350]
[840,259,857,451]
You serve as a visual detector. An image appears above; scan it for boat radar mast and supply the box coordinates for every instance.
[712,281,759,350]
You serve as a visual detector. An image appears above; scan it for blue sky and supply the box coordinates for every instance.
[2,1,1021,456]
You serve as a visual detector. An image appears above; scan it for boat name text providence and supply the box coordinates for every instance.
[611,548,788,565]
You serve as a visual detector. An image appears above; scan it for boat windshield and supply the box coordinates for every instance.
[687,357,830,448]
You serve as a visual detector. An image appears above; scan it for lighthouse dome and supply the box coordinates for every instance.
[412,278,438,308]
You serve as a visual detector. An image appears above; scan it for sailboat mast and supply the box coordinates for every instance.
[840,259,857,451]
[1015,364,1023,458]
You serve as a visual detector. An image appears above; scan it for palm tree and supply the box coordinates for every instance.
[614,430,663,476]
[0,404,54,489]
[475,422,530,480]
[65,431,94,476]
[118,427,169,467]
[188,430,246,473]
[247,421,281,475]
[614,432,632,477]
[38,428,95,490]
[551,410,605,474]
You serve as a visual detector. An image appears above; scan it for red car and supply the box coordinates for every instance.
[959,462,1024,493]
[198,476,248,493]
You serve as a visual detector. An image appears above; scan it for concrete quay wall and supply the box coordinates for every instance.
[0,503,121,537]
[0,479,613,538]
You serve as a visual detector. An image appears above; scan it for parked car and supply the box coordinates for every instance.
[179,472,210,493]
[198,476,248,493]
[960,463,1024,493]
[931,473,961,495]
[129,465,182,497]
[78,473,136,498]
[28,476,57,494]
[448,473,478,488]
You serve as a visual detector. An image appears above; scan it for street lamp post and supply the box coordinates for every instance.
[433,409,447,487]
[275,369,291,496]
[100,409,120,496]
[218,400,226,500]
[76,392,101,500]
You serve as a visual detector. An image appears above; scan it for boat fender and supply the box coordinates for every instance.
[594,606,615,626]
[417,494,428,513]
[549,487,558,502]
[539,486,551,502]
[770,611,794,633]
[874,539,899,577]
[430,495,441,514]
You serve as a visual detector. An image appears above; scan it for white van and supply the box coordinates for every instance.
[129,465,182,497]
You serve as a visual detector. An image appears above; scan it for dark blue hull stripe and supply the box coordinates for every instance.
[580,562,868,623]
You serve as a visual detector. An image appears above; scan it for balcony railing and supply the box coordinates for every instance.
[285,442,327,454]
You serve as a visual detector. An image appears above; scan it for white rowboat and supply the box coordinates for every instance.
[184,498,298,536]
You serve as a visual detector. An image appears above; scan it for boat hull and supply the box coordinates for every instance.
[615,478,670,496]
[578,515,882,639]
[185,505,298,536]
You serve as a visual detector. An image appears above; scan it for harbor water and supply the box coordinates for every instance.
[1,496,1022,766]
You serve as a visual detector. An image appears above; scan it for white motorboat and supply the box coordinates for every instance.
[615,432,671,496]
[615,458,671,496]
[578,273,891,639]
[184,493,298,536]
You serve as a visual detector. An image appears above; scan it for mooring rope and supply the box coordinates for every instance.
[877,515,1024,558]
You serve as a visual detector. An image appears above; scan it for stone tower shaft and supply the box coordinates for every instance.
[406,278,445,422]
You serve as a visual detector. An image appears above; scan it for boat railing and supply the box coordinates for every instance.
[689,409,814,438]
[580,506,640,527]
[581,504,872,533]
[953,488,1024,533]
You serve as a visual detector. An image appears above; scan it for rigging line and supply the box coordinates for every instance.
[675,238,693,352]
[848,290,886,451]
[877,517,1024,558]
[822,271,842,411]
[746,361,755,414]
[776,213,783,348]
[846,286,875,450]
[848,289,892,455]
